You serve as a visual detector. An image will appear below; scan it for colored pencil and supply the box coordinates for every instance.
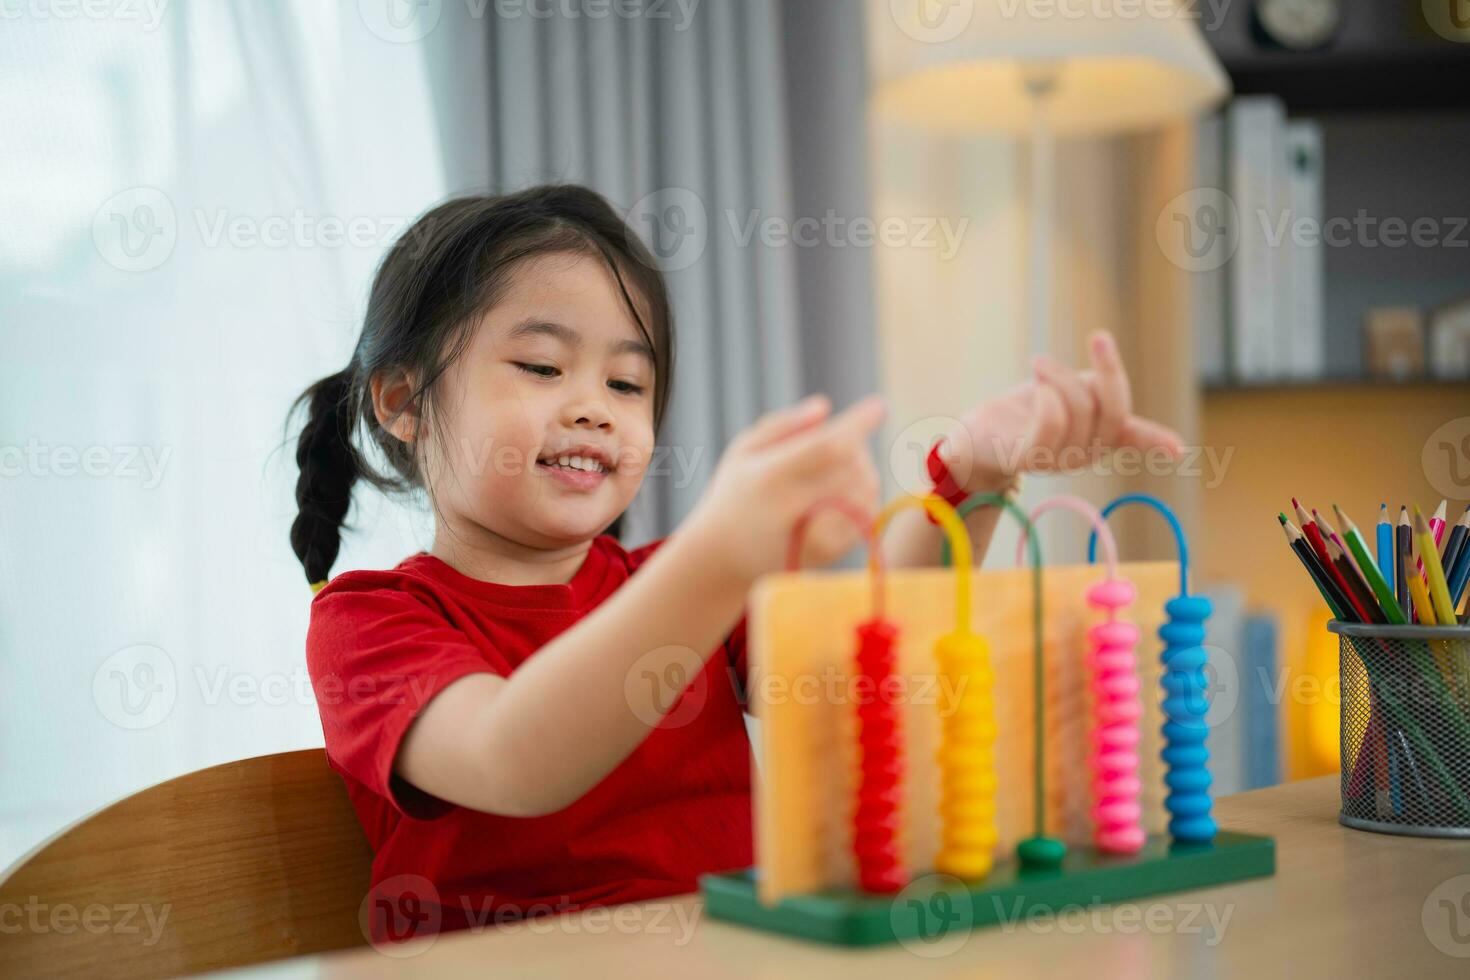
[1280,515,1352,619]
[1295,499,1373,623]
[1438,505,1468,591]
[1393,728,1430,812]
[1432,499,1449,548]
[1361,707,1391,817]
[1386,727,1403,815]
[1397,507,1413,623]
[1448,513,1470,614]
[1418,499,1449,581]
[1335,504,1407,625]
[1407,532,1467,724]
[1317,510,1386,623]
[1376,503,1395,598]
[1320,514,1399,810]
[1326,534,1388,624]
[1416,506,1458,626]
[1406,536,1439,626]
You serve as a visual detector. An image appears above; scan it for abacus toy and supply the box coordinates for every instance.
[700,489,1274,947]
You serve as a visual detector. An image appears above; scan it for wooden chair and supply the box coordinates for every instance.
[0,749,374,978]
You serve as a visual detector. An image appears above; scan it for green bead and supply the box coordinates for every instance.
[1017,836,1067,869]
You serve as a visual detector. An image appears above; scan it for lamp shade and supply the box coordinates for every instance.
[872,0,1230,136]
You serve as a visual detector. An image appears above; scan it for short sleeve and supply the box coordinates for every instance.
[306,581,499,821]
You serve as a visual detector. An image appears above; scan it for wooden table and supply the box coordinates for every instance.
[217,776,1470,978]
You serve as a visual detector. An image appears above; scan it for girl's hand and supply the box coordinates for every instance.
[942,330,1185,492]
[684,394,887,585]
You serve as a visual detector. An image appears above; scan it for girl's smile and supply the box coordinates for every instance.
[536,443,614,492]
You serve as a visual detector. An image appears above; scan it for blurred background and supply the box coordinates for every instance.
[3,0,1469,870]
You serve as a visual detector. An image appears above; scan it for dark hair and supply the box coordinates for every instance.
[287,184,675,587]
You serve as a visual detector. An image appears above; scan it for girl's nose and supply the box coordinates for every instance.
[564,395,613,430]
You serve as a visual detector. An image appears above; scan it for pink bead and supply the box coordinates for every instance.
[1089,620,1140,648]
[1087,577,1137,610]
[1096,826,1147,854]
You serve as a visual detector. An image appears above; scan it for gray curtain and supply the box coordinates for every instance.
[450,0,879,543]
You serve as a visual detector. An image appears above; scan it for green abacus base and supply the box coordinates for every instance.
[699,831,1275,947]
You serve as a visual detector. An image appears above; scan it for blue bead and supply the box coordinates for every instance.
[1169,815,1218,843]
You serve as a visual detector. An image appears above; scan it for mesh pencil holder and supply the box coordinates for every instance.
[1330,621,1470,838]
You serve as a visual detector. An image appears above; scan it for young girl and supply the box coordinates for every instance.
[290,184,1183,943]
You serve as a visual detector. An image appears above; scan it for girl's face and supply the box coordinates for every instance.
[425,251,657,549]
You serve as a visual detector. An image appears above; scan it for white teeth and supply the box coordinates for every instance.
[546,453,604,473]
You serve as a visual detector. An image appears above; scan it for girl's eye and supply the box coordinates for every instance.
[514,362,559,379]
[609,379,646,395]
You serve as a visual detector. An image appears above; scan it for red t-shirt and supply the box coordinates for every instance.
[305,534,753,944]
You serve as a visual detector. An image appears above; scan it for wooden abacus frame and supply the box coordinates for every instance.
[701,493,1275,947]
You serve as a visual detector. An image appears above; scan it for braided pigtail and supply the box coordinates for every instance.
[289,367,359,591]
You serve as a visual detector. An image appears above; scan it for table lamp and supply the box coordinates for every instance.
[872,0,1231,356]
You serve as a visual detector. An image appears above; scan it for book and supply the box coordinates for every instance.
[1194,113,1228,385]
[1285,121,1325,379]
[1243,614,1282,790]
[1227,96,1288,381]
[1203,585,1245,797]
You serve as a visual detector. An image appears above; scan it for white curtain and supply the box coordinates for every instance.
[0,3,472,868]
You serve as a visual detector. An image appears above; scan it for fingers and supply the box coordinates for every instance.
[825,394,888,442]
[771,395,887,473]
[1118,415,1185,457]
[1032,356,1095,462]
[1085,330,1129,447]
[796,451,882,566]
[740,394,831,451]
[1087,333,1128,449]
[1023,381,1068,470]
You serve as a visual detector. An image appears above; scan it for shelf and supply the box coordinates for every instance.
[1224,53,1470,115]
[1204,375,1470,394]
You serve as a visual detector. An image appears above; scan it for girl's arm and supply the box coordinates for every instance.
[396,523,749,817]
[396,395,886,818]
[881,331,1184,571]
